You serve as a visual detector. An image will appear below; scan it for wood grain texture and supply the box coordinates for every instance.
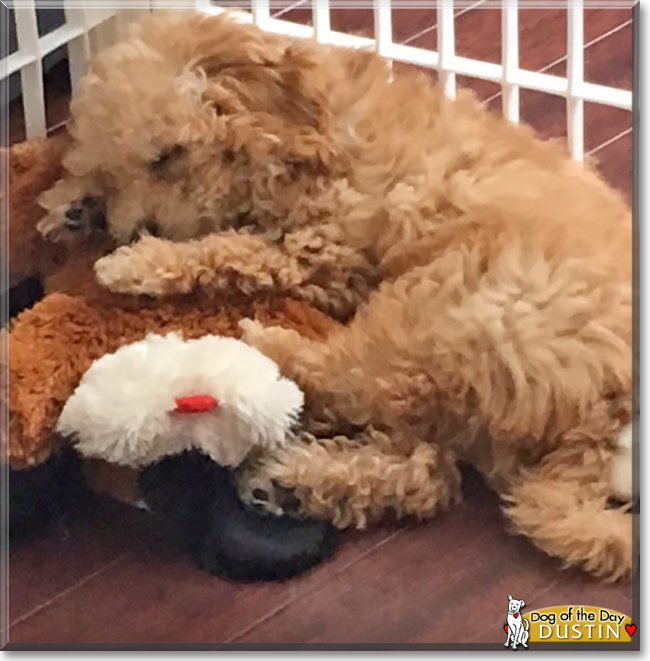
[8,497,156,625]
[228,472,631,645]
[10,516,399,644]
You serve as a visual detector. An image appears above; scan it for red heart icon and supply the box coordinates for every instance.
[504,624,508,632]
[625,624,637,637]
[514,613,519,618]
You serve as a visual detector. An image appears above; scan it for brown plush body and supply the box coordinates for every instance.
[6,291,337,468]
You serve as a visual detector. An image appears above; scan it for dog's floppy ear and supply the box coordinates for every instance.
[138,12,337,168]
[520,600,526,608]
[203,57,335,168]
[193,25,337,169]
[507,595,513,601]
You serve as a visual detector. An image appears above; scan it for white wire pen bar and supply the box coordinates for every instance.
[1,1,635,163]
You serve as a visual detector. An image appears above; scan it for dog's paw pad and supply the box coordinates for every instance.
[237,472,286,516]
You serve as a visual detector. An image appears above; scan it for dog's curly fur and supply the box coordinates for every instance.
[38,10,635,580]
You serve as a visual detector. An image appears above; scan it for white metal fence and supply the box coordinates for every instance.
[1,1,634,162]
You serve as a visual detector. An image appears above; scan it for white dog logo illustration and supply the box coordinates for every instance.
[504,595,530,649]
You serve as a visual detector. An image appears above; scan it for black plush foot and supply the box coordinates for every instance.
[138,452,340,582]
[196,487,340,583]
[8,449,84,544]
[4,277,44,323]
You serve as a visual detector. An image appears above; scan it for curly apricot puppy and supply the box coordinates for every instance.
[38,10,635,580]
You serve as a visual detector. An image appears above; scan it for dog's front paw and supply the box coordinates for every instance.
[95,247,150,294]
[95,238,191,296]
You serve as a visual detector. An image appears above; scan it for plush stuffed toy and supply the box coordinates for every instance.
[57,332,305,469]
[3,136,341,581]
[56,331,343,582]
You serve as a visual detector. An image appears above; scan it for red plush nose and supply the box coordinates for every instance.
[173,395,218,414]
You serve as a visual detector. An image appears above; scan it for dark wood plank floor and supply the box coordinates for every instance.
[7,3,634,646]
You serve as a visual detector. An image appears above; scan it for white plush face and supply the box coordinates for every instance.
[57,332,304,468]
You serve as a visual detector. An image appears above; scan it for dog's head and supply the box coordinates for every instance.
[39,10,339,245]
[507,595,526,614]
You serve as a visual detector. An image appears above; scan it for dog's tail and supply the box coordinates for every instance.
[523,617,530,631]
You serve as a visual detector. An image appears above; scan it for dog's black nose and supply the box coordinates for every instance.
[64,203,85,230]
[63,196,107,232]
[91,208,107,231]
[64,206,83,222]
[82,196,107,230]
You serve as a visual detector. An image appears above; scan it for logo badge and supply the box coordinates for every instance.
[503,601,635,644]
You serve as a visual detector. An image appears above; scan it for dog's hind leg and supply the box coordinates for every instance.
[240,251,633,565]
[502,440,635,581]
[239,428,462,529]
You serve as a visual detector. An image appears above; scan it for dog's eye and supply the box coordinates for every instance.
[149,144,186,174]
